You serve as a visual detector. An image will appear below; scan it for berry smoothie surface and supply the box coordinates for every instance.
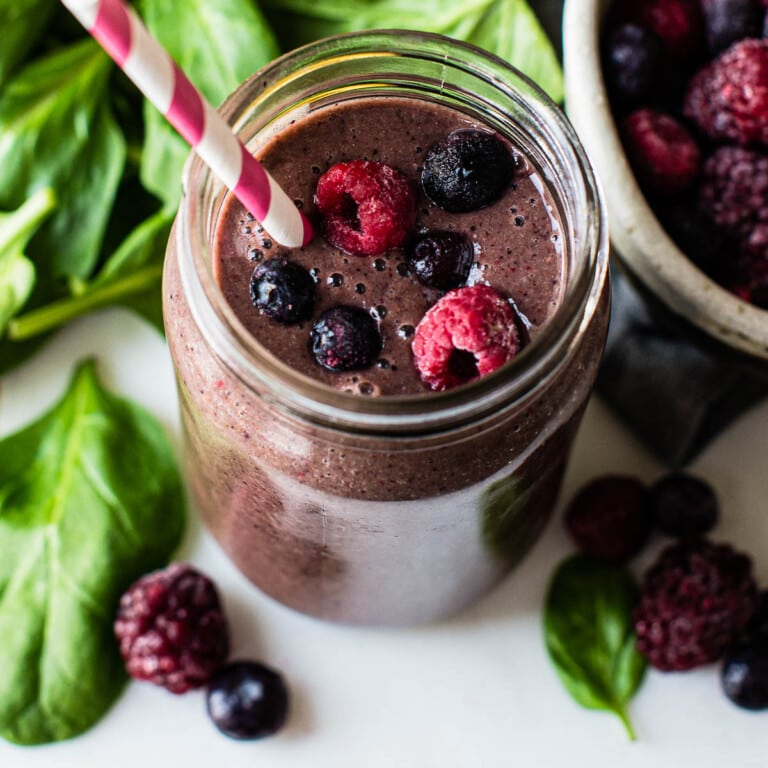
[212,97,565,396]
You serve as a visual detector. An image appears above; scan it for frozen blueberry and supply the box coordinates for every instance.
[249,258,315,324]
[206,661,289,739]
[722,643,768,710]
[421,130,516,212]
[648,472,719,538]
[311,305,382,372]
[603,23,668,106]
[701,0,764,55]
[406,230,474,290]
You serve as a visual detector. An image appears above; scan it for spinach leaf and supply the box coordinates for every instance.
[544,554,647,740]
[0,0,58,87]
[139,0,281,208]
[0,39,125,281]
[0,360,185,745]
[262,0,563,102]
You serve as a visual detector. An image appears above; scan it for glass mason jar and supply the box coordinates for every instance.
[164,31,609,626]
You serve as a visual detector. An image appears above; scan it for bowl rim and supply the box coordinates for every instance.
[562,0,768,360]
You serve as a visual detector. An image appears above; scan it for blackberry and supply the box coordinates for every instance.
[206,661,289,739]
[564,475,651,564]
[406,230,474,290]
[249,258,315,324]
[602,24,668,106]
[310,305,382,372]
[421,130,516,213]
[701,0,764,55]
[647,472,719,538]
[114,563,229,694]
[721,643,768,710]
[620,0,705,62]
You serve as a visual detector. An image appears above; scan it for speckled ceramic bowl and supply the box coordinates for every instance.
[563,0,768,361]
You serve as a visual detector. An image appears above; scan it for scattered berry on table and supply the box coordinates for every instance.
[406,230,474,290]
[747,590,768,639]
[564,475,651,564]
[206,661,289,740]
[721,642,768,710]
[634,538,758,671]
[315,160,416,256]
[411,284,520,390]
[700,0,764,55]
[114,563,229,694]
[647,472,719,538]
[249,258,316,324]
[620,0,704,62]
[621,108,700,194]
[684,39,768,146]
[311,305,382,372]
[421,130,517,213]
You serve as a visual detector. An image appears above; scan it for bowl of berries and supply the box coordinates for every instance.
[563,0,768,362]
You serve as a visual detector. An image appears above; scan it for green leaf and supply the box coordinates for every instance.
[0,39,126,281]
[262,0,563,102]
[0,0,58,87]
[0,360,185,745]
[139,0,281,207]
[544,555,647,740]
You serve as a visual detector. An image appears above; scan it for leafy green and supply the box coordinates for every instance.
[0,360,185,745]
[544,555,647,740]
[139,0,281,208]
[262,0,564,102]
[0,0,58,88]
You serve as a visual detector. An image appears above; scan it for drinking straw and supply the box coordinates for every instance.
[60,0,314,248]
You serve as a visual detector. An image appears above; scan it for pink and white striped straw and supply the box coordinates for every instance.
[61,0,313,248]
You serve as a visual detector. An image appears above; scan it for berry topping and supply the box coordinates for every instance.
[602,24,669,106]
[701,0,764,55]
[315,160,416,256]
[421,130,516,212]
[249,258,315,324]
[647,472,719,537]
[564,475,651,564]
[406,230,474,290]
[310,305,382,372]
[621,0,704,61]
[206,661,289,739]
[684,39,768,146]
[621,108,700,194]
[634,539,758,671]
[114,563,229,694]
[411,284,520,391]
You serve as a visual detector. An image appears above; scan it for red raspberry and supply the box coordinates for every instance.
[620,0,704,61]
[412,285,520,391]
[315,160,416,256]
[684,39,768,146]
[621,108,700,194]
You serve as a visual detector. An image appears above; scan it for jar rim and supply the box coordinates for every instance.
[177,29,608,433]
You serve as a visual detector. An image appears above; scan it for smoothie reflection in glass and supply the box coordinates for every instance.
[163,31,609,626]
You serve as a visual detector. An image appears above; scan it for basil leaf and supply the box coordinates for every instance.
[0,0,58,87]
[0,39,125,281]
[0,360,185,745]
[139,0,281,207]
[544,555,646,740]
[262,0,564,102]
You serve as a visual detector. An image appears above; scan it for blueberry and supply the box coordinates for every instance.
[421,130,516,213]
[722,643,768,710]
[406,230,474,290]
[249,258,315,324]
[701,0,763,55]
[648,472,719,538]
[206,661,289,739]
[310,305,382,372]
[602,24,668,107]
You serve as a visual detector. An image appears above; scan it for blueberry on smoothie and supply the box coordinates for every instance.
[310,305,382,372]
[249,258,316,324]
[406,230,474,290]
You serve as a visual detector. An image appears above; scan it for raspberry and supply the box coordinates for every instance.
[310,305,382,372]
[114,563,229,694]
[411,285,520,391]
[621,0,704,61]
[249,258,315,324]
[700,0,764,55]
[684,39,768,146]
[315,160,416,256]
[621,108,700,194]
[634,539,758,671]
[406,230,474,290]
[564,475,651,564]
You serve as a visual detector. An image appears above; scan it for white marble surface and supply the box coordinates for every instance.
[1,307,767,767]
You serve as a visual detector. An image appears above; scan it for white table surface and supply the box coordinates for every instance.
[1,307,767,767]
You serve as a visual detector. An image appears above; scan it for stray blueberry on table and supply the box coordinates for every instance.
[647,472,719,538]
[721,643,768,710]
[406,230,474,290]
[311,305,382,372]
[249,258,315,324]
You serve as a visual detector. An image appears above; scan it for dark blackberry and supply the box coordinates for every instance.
[564,475,651,564]
[634,539,758,671]
[721,643,768,710]
[310,305,382,372]
[114,563,229,694]
[621,0,705,62]
[648,472,719,538]
[602,24,668,106]
[421,130,516,213]
[206,661,289,739]
[406,230,474,290]
[701,0,764,55]
[249,258,315,324]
